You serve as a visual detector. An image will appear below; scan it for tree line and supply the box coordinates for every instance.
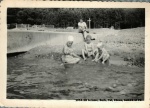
[7,8,145,29]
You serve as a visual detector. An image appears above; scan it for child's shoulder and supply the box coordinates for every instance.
[89,42,94,45]
[102,48,108,52]
[64,45,69,49]
[83,22,86,24]
[90,41,94,44]
[84,42,88,45]
[84,42,93,45]
[63,44,67,47]
[102,47,106,50]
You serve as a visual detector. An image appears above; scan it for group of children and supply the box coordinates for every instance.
[61,35,110,65]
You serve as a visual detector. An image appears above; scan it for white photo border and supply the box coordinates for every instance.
[0,0,150,107]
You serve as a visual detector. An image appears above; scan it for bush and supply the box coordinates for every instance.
[132,56,145,67]
[7,24,16,29]
[123,53,144,67]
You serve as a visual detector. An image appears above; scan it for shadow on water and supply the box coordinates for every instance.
[7,51,27,58]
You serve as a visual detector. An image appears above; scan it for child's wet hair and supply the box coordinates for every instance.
[97,42,103,48]
[86,35,92,40]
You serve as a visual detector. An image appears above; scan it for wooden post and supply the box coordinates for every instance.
[87,18,91,29]
[16,23,17,28]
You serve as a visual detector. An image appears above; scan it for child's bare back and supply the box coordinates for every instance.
[93,42,110,65]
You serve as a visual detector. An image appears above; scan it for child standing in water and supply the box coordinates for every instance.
[92,42,110,64]
[62,36,80,64]
[82,35,95,61]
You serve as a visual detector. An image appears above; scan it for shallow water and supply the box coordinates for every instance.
[7,54,144,100]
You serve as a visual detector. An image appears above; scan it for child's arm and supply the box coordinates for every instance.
[91,43,95,55]
[71,53,80,58]
[84,22,87,29]
[64,47,80,58]
[94,49,104,61]
[98,53,103,60]
[78,23,81,28]
[94,53,99,61]
[98,50,104,60]
[85,43,88,51]
[92,50,99,61]
[63,46,71,55]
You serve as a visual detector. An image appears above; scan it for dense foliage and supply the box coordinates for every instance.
[7,8,145,29]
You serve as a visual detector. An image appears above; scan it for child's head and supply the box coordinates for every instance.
[67,36,74,47]
[80,19,83,23]
[67,41,73,47]
[85,35,92,44]
[97,42,103,49]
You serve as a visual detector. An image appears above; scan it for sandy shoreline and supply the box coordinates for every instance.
[7,27,145,99]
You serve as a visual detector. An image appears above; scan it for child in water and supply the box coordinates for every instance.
[92,42,110,64]
[62,36,80,64]
[82,35,95,61]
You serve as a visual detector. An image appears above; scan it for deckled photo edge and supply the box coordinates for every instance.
[0,0,150,107]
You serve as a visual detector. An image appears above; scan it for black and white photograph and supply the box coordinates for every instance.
[6,7,145,100]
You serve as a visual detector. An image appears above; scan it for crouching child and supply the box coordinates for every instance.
[92,42,110,65]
